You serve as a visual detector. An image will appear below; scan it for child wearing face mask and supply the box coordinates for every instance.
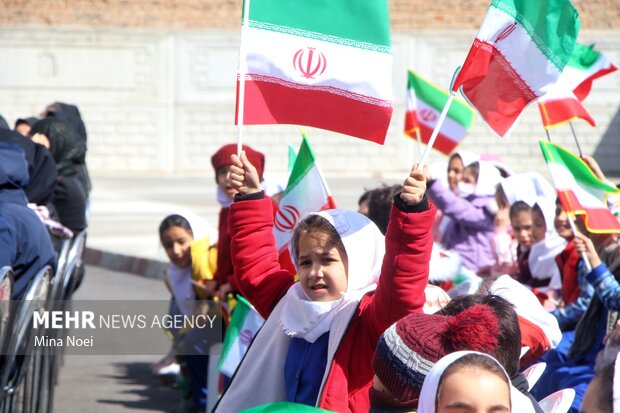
[427,161,502,274]
[212,152,435,412]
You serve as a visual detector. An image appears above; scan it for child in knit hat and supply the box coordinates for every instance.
[370,304,501,410]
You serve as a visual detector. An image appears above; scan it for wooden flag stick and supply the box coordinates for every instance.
[568,121,584,157]
[236,0,252,156]
[568,215,592,272]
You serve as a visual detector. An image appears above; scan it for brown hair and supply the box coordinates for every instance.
[464,162,480,182]
[291,214,346,264]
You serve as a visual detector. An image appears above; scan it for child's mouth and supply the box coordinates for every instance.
[311,284,327,291]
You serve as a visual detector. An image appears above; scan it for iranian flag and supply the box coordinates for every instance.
[565,43,618,101]
[539,141,620,233]
[452,0,580,137]
[274,134,336,253]
[218,296,265,377]
[404,70,474,155]
[537,89,596,129]
[235,0,393,144]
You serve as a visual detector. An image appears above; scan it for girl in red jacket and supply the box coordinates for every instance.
[213,151,435,413]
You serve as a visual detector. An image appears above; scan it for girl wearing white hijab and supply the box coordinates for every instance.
[214,152,435,412]
[418,351,512,413]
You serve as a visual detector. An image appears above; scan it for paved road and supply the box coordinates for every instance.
[53,265,180,413]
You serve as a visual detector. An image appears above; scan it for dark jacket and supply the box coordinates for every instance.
[0,142,55,298]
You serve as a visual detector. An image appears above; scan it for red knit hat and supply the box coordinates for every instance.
[210,144,265,181]
[371,304,500,406]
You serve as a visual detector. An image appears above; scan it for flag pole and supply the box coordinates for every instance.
[417,93,455,168]
[545,128,552,142]
[567,215,592,272]
[236,0,252,156]
[568,121,584,157]
[414,128,423,160]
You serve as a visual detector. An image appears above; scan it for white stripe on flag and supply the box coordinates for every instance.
[477,7,562,95]
[548,163,610,209]
[416,99,469,142]
[245,26,393,101]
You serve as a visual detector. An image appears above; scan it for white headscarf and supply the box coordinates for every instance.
[280,209,385,342]
[417,351,515,413]
[475,161,503,197]
[452,150,480,170]
[500,172,556,207]
[528,197,566,286]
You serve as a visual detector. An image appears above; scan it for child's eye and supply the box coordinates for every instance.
[298,260,310,267]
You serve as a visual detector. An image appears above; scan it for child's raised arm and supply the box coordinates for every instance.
[227,150,295,318]
[366,163,435,337]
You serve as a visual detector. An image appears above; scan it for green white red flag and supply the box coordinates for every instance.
[217,296,264,377]
[274,134,336,253]
[452,0,580,137]
[235,0,393,144]
[537,43,617,129]
[404,70,474,155]
[539,141,620,234]
[537,90,596,129]
[565,43,618,101]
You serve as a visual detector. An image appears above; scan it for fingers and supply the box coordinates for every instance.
[240,150,258,176]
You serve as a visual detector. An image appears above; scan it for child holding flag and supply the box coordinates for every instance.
[213,152,435,412]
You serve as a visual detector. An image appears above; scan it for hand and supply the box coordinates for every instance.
[574,232,602,269]
[228,150,262,196]
[581,155,606,181]
[423,284,451,314]
[216,283,233,301]
[400,164,427,205]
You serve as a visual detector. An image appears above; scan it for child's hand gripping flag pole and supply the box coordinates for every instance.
[450,0,580,138]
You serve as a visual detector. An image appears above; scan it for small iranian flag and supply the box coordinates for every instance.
[218,296,265,377]
[274,134,336,253]
[539,141,620,234]
[564,43,618,101]
[452,0,580,137]
[235,0,393,144]
[538,89,596,129]
[404,70,474,155]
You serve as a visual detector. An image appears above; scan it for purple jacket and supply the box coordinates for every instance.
[427,180,495,272]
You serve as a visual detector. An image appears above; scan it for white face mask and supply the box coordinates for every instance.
[457,181,476,198]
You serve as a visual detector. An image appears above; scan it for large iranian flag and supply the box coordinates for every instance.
[452,0,580,137]
[274,135,336,253]
[565,43,618,101]
[236,0,393,144]
[404,70,474,155]
[539,141,620,234]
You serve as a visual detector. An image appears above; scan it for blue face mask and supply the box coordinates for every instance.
[457,181,476,198]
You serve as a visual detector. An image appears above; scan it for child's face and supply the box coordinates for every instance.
[296,230,348,302]
[216,166,238,200]
[447,156,464,192]
[531,209,547,243]
[161,226,193,268]
[461,168,477,185]
[511,210,533,248]
[554,202,573,240]
[436,367,510,413]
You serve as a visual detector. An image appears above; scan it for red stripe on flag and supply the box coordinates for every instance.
[558,190,620,233]
[236,78,392,145]
[418,123,459,155]
[538,97,596,129]
[453,40,536,137]
[573,65,618,101]
[404,109,420,135]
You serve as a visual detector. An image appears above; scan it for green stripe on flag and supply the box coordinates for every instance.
[491,0,580,71]
[283,134,316,197]
[567,43,601,70]
[244,0,391,48]
[539,141,620,194]
[217,295,252,371]
[408,70,474,128]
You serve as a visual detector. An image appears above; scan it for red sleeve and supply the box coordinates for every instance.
[229,196,295,318]
[363,200,436,338]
